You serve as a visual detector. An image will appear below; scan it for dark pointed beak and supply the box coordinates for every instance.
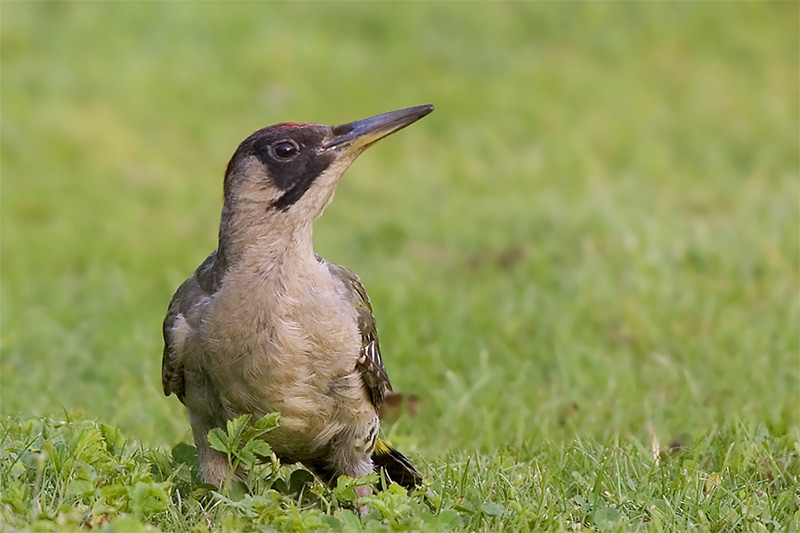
[324,104,434,151]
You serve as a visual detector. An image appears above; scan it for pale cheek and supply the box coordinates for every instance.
[295,155,356,217]
[237,179,281,205]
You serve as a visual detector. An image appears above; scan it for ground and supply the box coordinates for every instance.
[2,3,798,531]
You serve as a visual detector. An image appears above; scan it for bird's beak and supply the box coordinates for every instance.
[324,104,434,152]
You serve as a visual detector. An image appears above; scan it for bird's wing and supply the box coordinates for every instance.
[321,258,392,407]
[162,250,224,399]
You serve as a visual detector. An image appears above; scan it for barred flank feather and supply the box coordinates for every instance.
[372,439,423,489]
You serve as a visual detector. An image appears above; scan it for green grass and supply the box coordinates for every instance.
[2,2,798,531]
[2,416,798,532]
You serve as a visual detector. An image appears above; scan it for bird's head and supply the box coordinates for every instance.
[221,105,434,228]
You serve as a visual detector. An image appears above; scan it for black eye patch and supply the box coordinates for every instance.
[247,127,334,210]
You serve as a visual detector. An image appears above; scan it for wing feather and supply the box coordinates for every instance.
[321,258,391,407]
[162,250,224,399]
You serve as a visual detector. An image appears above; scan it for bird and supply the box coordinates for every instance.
[161,105,433,499]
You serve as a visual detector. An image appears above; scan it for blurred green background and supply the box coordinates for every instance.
[2,2,797,458]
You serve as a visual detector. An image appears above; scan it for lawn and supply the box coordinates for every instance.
[2,2,798,531]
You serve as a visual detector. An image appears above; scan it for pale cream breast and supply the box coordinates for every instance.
[197,253,368,458]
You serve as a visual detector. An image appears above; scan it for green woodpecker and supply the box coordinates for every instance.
[162,105,433,497]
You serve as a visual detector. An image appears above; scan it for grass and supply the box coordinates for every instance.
[2,416,798,532]
[2,2,798,531]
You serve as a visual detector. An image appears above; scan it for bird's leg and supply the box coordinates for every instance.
[190,412,231,487]
[328,431,377,515]
[353,484,373,516]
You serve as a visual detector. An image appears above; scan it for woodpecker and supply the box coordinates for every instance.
[161,105,433,497]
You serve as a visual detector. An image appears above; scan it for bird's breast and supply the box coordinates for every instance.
[197,262,365,449]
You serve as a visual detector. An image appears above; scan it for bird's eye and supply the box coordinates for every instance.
[271,140,300,160]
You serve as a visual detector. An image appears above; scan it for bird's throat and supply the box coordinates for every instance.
[218,207,318,285]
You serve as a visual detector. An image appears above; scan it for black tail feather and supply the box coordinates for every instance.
[372,440,423,489]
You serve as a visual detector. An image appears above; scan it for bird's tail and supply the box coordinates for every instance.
[372,438,423,489]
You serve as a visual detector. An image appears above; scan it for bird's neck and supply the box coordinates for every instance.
[217,206,318,281]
